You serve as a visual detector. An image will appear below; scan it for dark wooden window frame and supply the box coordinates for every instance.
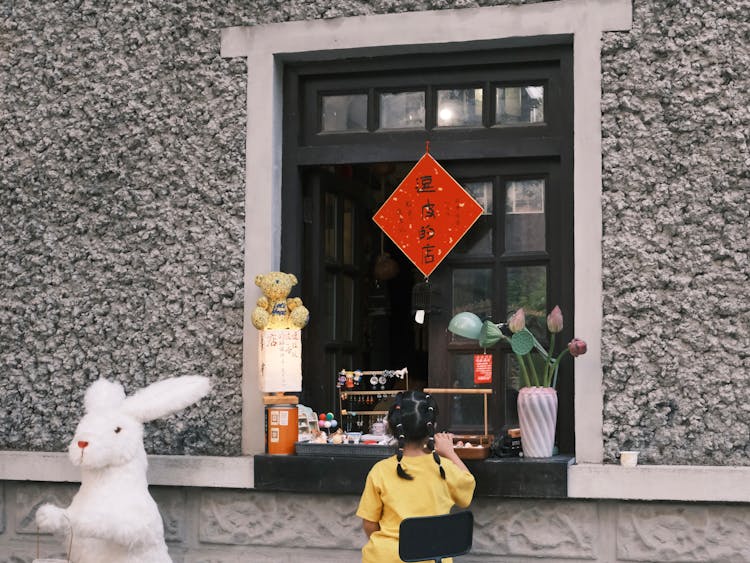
[281,39,575,453]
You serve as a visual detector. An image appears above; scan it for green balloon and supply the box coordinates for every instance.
[511,330,534,355]
[478,321,503,348]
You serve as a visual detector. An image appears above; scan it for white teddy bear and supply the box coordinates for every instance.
[35,376,211,563]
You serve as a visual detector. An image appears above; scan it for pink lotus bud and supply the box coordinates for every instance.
[508,308,526,333]
[568,338,587,357]
[547,306,563,333]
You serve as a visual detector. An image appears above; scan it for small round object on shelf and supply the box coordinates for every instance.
[319,413,327,421]
[326,412,334,420]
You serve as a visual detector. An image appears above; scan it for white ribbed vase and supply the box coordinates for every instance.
[517,387,558,458]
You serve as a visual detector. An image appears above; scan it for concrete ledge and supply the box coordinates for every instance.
[569,463,750,503]
[0,451,254,489]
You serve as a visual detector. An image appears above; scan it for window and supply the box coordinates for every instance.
[282,43,574,452]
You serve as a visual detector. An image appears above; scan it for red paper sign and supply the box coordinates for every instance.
[373,151,484,278]
[474,354,493,384]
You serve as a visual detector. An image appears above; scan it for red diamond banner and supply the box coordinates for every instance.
[373,150,484,278]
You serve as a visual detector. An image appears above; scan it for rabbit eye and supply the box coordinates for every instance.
[114,427,122,434]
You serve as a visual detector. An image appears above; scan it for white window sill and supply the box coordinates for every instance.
[0,451,254,489]
[569,463,750,503]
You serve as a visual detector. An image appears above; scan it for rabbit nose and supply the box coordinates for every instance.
[77,441,89,449]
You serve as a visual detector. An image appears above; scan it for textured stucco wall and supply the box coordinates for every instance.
[0,2,251,455]
[2,0,747,463]
[0,0,543,454]
[600,0,749,465]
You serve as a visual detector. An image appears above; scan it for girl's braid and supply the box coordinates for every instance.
[393,393,413,480]
[425,394,446,480]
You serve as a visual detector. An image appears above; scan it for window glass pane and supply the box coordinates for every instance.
[449,180,492,255]
[455,217,492,255]
[343,198,354,265]
[321,94,367,132]
[324,192,337,260]
[325,273,336,340]
[448,355,485,426]
[503,353,520,422]
[464,180,493,215]
[452,269,492,342]
[437,88,483,127]
[341,275,354,341]
[379,91,425,130]
[453,268,492,318]
[506,266,546,339]
[495,85,544,125]
[505,179,545,252]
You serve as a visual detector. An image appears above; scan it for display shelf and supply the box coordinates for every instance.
[337,368,408,432]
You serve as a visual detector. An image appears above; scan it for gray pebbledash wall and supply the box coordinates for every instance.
[599,0,749,465]
[1,0,748,463]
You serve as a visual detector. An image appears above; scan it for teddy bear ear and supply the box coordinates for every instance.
[289,273,298,285]
[255,274,264,286]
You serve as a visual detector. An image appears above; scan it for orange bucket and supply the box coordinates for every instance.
[266,405,298,455]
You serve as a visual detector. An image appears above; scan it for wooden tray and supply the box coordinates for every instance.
[452,434,491,460]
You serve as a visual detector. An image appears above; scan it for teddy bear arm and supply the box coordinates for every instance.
[252,308,270,330]
[256,296,269,309]
[290,305,310,328]
[286,297,303,310]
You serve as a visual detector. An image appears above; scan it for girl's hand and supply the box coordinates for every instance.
[434,431,472,474]
[434,432,456,458]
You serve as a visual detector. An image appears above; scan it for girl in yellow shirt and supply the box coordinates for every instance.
[356,391,476,562]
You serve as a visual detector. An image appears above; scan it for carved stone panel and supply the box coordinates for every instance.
[151,486,187,543]
[0,484,4,534]
[199,491,363,549]
[471,498,599,559]
[617,503,750,561]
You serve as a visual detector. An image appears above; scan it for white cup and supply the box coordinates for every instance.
[620,451,639,467]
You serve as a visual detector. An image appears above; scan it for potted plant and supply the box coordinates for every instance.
[448,306,587,458]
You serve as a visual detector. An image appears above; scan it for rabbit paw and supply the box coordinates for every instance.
[36,503,69,533]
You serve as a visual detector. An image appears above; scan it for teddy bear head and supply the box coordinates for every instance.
[255,271,298,301]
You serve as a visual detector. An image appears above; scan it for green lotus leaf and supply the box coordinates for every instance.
[511,330,534,355]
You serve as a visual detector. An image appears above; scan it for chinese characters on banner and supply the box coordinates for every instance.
[474,354,493,384]
[372,149,484,278]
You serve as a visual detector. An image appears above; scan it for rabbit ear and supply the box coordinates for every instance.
[120,376,211,423]
[85,379,126,413]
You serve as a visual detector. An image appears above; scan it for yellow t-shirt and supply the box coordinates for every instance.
[356,453,476,563]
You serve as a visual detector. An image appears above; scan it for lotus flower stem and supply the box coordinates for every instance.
[545,333,556,386]
[551,349,570,388]
[515,353,531,387]
[526,354,541,387]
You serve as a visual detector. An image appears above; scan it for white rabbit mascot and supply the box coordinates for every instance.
[35,376,211,563]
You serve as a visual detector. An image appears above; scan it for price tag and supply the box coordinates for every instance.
[474,354,492,384]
